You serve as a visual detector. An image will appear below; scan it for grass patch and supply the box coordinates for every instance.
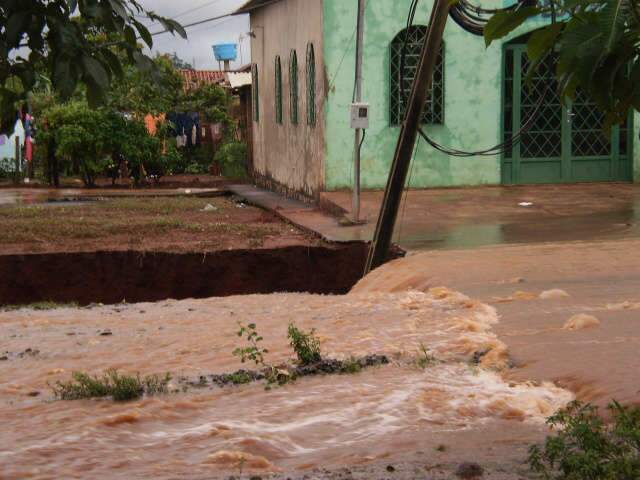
[1,301,79,311]
[529,400,640,479]
[0,197,286,247]
[51,369,171,401]
[340,356,362,374]
[415,343,438,368]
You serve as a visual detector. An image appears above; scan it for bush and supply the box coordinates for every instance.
[287,323,322,365]
[52,369,171,401]
[214,142,247,179]
[529,400,640,479]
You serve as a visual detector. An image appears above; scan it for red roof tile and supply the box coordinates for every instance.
[179,69,226,91]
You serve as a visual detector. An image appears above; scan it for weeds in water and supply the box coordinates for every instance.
[51,369,171,401]
[233,322,269,367]
[340,357,362,374]
[228,371,252,385]
[287,322,321,365]
[416,343,437,368]
[528,400,640,479]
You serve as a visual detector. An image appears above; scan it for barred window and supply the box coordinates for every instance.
[390,26,444,125]
[275,55,283,124]
[290,49,299,124]
[251,64,259,122]
[306,43,316,127]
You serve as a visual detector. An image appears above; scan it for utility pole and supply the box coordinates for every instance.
[364,0,450,274]
[352,0,366,223]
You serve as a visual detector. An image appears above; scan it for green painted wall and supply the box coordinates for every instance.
[322,0,639,189]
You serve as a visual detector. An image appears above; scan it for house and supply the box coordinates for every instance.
[235,0,639,201]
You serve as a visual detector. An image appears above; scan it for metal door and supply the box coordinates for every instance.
[502,44,632,184]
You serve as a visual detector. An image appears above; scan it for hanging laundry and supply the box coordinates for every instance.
[0,118,25,172]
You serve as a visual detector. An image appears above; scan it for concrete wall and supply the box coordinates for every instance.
[249,0,326,199]
[322,0,640,189]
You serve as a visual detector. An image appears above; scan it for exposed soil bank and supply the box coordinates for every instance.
[0,244,373,305]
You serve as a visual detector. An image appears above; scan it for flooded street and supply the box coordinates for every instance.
[0,284,571,479]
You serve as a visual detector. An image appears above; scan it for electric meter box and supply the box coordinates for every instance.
[350,102,370,129]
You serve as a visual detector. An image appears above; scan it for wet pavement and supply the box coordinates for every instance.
[230,183,640,251]
[321,184,640,250]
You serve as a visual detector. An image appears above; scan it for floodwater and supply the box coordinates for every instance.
[0,281,573,478]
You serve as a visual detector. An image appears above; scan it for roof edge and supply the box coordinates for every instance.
[234,0,282,15]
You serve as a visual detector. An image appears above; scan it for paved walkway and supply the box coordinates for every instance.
[232,183,640,250]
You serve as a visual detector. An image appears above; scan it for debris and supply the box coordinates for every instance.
[518,202,533,207]
[455,462,484,478]
[202,203,218,212]
[563,314,600,331]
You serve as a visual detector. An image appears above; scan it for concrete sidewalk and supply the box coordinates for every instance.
[232,182,640,251]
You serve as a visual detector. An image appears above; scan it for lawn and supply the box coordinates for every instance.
[0,196,312,254]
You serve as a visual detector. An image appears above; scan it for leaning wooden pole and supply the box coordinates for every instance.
[364,0,450,274]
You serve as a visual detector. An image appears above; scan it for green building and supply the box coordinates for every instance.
[236,0,639,201]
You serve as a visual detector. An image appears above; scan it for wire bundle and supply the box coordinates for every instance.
[402,0,548,157]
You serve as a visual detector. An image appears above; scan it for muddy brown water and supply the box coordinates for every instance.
[0,280,573,479]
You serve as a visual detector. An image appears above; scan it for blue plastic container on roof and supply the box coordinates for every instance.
[212,44,238,62]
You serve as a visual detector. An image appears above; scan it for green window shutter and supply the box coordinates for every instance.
[290,49,299,125]
[252,64,259,122]
[306,43,316,127]
[275,56,283,125]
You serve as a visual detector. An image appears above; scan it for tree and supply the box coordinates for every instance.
[484,0,640,129]
[168,52,193,70]
[0,0,186,134]
[107,54,183,115]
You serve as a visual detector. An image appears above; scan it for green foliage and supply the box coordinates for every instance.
[287,323,322,365]
[528,400,640,479]
[340,357,362,374]
[180,84,231,124]
[233,322,269,367]
[107,54,183,115]
[51,369,171,401]
[228,372,252,385]
[484,0,640,129]
[214,142,247,179]
[0,0,186,134]
[39,101,163,186]
[416,343,437,368]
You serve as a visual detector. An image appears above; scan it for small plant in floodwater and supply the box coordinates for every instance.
[340,357,362,374]
[416,343,437,369]
[528,400,640,480]
[227,371,252,385]
[287,322,322,365]
[51,369,171,401]
[233,322,269,367]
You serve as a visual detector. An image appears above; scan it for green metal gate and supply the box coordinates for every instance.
[502,44,632,184]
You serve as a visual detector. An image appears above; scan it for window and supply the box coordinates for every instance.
[390,26,444,125]
[251,64,259,122]
[306,43,316,127]
[289,50,299,124]
[275,55,283,124]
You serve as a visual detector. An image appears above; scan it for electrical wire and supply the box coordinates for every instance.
[400,0,549,158]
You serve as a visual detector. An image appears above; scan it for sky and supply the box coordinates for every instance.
[138,0,250,70]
